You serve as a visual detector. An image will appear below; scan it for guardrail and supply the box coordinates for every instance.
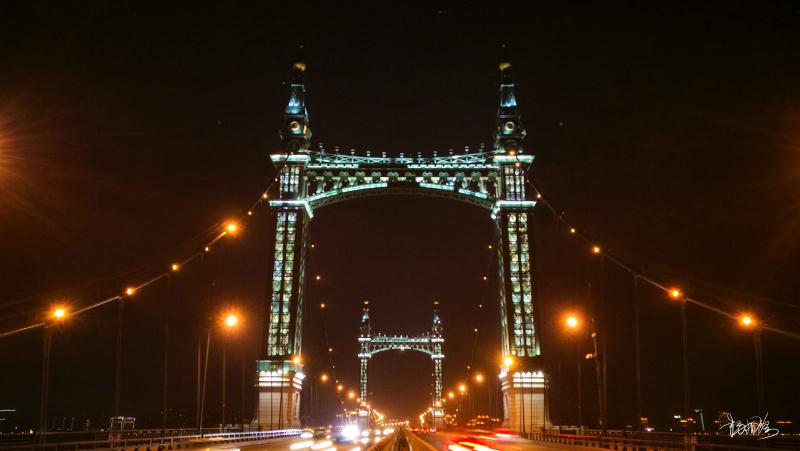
[0,428,301,450]
[521,430,800,451]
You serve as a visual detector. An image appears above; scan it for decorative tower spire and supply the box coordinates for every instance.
[432,300,442,337]
[280,61,312,153]
[360,300,371,338]
[493,60,527,154]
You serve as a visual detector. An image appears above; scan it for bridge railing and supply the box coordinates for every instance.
[0,428,301,450]
[520,429,800,451]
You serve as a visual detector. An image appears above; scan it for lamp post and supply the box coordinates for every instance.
[474,373,487,416]
[199,311,240,434]
[565,311,604,432]
[115,289,134,419]
[566,313,603,430]
[669,288,690,422]
[633,276,642,430]
[739,314,764,414]
[40,306,67,441]
[222,313,239,428]
[564,314,583,429]
[590,329,603,433]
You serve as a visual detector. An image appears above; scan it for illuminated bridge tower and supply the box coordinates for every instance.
[493,61,545,432]
[357,301,445,427]
[258,60,542,431]
[255,61,312,429]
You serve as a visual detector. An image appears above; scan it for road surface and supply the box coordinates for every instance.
[416,430,590,451]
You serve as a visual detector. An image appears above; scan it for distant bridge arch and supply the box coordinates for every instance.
[356,300,444,422]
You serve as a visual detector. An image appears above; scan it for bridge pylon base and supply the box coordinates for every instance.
[254,359,304,430]
[500,370,548,433]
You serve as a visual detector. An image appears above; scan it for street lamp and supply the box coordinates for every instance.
[564,311,604,431]
[563,312,583,428]
[473,373,490,417]
[198,312,240,433]
[739,313,764,414]
[221,313,240,427]
[114,290,135,421]
[668,288,690,422]
[40,306,68,438]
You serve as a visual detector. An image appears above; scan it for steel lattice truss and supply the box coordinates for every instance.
[357,301,444,408]
[270,151,535,217]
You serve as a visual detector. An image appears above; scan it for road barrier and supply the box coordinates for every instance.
[0,428,301,450]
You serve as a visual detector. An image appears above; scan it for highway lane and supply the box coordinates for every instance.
[207,433,390,451]
[416,431,592,451]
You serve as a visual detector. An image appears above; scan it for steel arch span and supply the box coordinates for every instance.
[255,60,545,432]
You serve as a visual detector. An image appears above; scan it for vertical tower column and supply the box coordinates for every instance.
[357,301,371,428]
[431,301,444,427]
[256,205,309,429]
[256,61,313,430]
[492,59,547,433]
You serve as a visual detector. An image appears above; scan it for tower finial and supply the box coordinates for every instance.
[492,54,526,154]
[432,300,442,335]
[360,299,371,337]
[280,57,312,153]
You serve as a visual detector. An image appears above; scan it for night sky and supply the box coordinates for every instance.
[1,2,800,432]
